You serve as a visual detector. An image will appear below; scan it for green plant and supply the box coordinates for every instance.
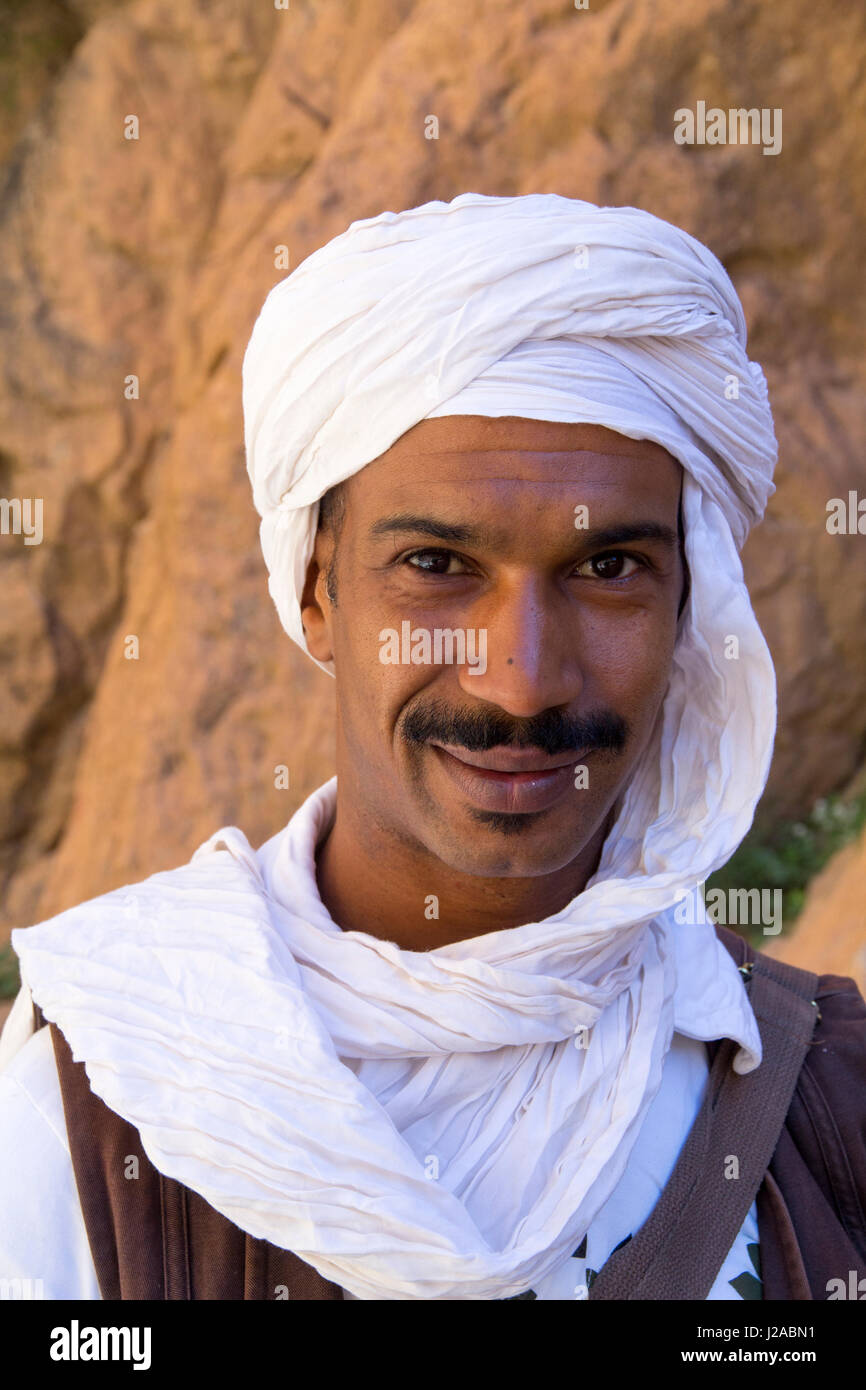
[0,941,20,1001]
[706,791,866,946]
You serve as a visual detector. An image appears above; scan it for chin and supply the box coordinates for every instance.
[426,819,595,880]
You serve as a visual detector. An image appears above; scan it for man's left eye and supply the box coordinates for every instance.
[575,552,640,580]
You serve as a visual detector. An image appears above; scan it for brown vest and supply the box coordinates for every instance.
[35,924,866,1299]
[42,1017,342,1300]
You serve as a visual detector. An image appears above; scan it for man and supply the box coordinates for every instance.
[0,192,863,1301]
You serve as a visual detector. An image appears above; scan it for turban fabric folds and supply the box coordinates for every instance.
[243,192,776,660]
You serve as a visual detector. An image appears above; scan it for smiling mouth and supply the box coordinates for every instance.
[427,741,587,814]
[429,741,581,776]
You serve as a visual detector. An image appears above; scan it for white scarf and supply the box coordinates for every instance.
[13,776,760,1300]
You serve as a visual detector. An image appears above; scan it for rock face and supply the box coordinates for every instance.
[764,828,866,995]
[1,0,866,940]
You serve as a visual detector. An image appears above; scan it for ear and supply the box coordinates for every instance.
[300,529,336,664]
[676,482,690,619]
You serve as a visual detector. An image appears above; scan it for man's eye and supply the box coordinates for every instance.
[404,548,469,575]
[575,552,640,580]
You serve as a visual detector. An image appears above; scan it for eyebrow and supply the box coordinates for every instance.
[369,513,679,550]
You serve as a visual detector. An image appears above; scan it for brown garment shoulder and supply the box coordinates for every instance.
[711,924,866,1299]
[43,1021,341,1300]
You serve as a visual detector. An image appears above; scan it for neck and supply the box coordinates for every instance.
[313,788,612,952]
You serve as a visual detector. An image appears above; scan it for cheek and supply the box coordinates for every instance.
[334,600,435,738]
[581,607,677,722]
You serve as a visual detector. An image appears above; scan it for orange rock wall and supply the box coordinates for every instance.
[1,0,865,939]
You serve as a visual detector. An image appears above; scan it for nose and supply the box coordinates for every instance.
[457,573,583,716]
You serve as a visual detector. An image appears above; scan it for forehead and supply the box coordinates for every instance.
[344,415,683,508]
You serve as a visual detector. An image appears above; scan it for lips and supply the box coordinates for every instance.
[428,741,585,815]
[430,742,578,774]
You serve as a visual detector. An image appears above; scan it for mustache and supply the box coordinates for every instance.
[401,700,629,757]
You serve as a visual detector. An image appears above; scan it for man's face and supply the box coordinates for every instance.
[302,416,686,880]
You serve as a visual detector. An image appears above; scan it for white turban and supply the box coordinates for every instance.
[243,190,776,671]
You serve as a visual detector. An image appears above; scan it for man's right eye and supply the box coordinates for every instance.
[403,548,470,575]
